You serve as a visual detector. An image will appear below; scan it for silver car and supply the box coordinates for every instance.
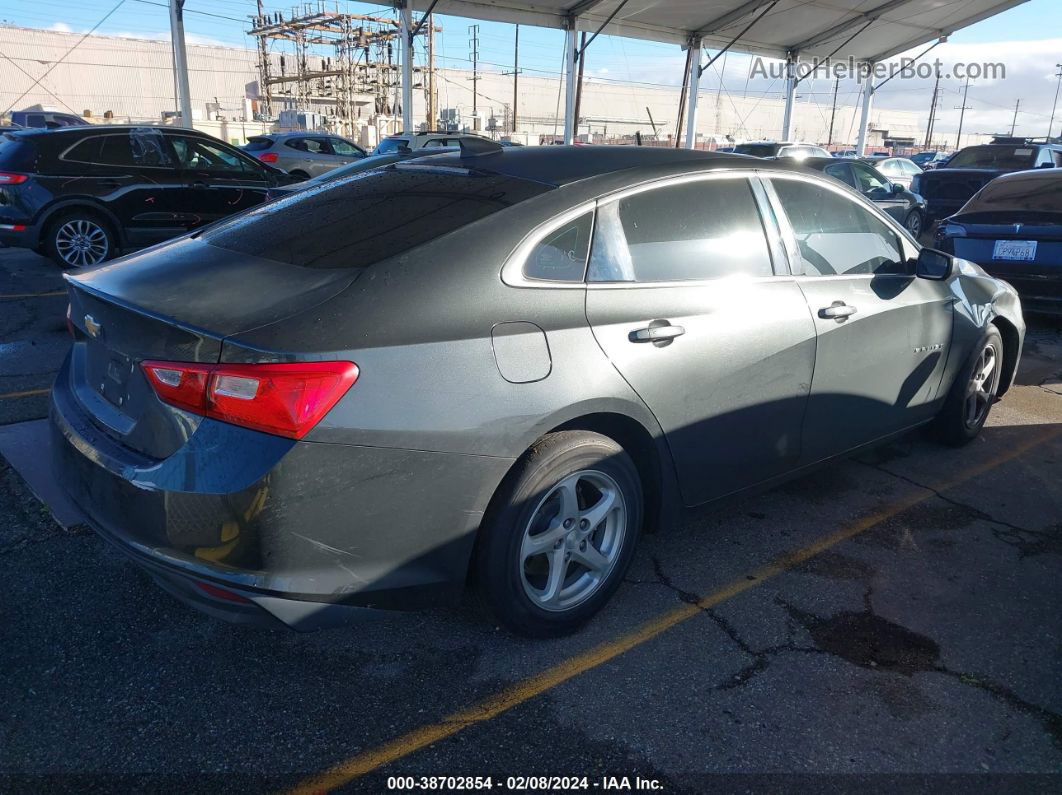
[243,132,367,179]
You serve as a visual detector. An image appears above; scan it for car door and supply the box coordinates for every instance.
[168,134,270,227]
[765,173,953,464]
[851,161,908,221]
[584,173,817,506]
[59,128,188,247]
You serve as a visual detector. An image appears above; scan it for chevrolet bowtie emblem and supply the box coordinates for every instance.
[84,314,102,338]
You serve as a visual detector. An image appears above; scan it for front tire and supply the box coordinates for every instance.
[478,431,643,637]
[904,209,923,239]
[43,210,116,268]
[931,326,1003,446]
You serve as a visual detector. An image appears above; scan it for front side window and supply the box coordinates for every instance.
[171,136,256,173]
[523,213,593,282]
[851,164,892,197]
[772,178,906,276]
[331,138,362,156]
[587,177,773,283]
[824,163,856,188]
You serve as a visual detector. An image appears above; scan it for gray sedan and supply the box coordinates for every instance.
[243,131,366,179]
[53,145,1023,637]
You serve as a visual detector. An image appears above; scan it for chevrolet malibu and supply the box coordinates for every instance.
[53,144,1024,637]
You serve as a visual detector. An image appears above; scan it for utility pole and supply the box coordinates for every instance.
[168,0,194,127]
[826,76,839,147]
[1009,99,1021,136]
[512,25,519,133]
[254,0,272,119]
[955,75,971,149]
[468,25,479,120]
[924,73,940,148]
[1048,64,1062,140]
[573,31,587,141]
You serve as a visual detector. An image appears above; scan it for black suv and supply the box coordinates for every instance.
[911,137,1062,222]
[0,125,290,267]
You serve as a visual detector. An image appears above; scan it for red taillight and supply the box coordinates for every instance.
[141,360,358,439]
[0,172,28,185]
[257,153,279,163]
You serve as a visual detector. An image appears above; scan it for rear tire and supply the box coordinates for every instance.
[43,209,116,268]
[477,431,643,637]
[930,326,1003,446]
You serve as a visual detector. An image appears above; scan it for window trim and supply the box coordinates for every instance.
[501,170,790,289]
[59,131,178,170]
[761,170,919,280]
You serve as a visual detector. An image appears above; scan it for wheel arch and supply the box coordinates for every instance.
[990,315,1020,397]
[36,199,125,249]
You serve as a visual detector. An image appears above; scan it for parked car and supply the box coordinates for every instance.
[911,151,952,170]
[372,130,497,155]
[802,156,927,237]
[912,137,1062,222]
[935,168,1062,315]
[266,147,459,199]
[242,132,367,179]
[10,108,90,129]
[0,125,293,267]
[733,141,831,160]
[867,156,923,189]
[53,144,1023,636]
[832,150,857,158]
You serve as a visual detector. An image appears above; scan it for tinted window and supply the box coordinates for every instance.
[171,136,256,173]
[63,129,173,168]
[203,168,552,269]
[957,174,1062,220]
[824,163,856,188]
[243,137,273,151]
[851,164,892,195]
[524,213,593,282]
[733,144,776,158]
[588,178,773,282]
[773,178,905,276]
[375,138,409,154]
[946,146,1037,170]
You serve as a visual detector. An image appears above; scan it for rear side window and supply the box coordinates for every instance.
[63,129,174,168]
[523,213,593,282]
[588,177,773,283]
[243,137,273,151]
[375,138,410,154]
[203,168,552,269]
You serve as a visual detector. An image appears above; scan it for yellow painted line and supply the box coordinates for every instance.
[0,290,65,300]
[291,426,1062,795]
[0,387,50,400]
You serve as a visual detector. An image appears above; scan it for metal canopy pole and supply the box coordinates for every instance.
[781,54,797,140]
[562,23,578,144]
[399,2,414,132]
[684,38,703,149]
[168,0,194,127]
[856,68,875,155]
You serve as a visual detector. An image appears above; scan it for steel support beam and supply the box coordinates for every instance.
[693,0,778,38]
[168,0,194,127]
[562,23,578,143]
[780,54,797,140]
[791,0,917,52]
[856,69,875,155]
[400,2,414,132]
[684,38,702,149]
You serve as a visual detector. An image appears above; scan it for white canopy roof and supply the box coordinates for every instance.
[416,0,1029,61]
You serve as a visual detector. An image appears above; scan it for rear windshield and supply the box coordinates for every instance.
[957,175,1062,221]
[243,137,273,151]
[946,146,1037,170]
[0,134,36,171]
[733,144,776,158]
[202,166,552,268]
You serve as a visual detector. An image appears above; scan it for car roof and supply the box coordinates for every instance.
[405,145,767,187]
[7,124,211,140]
[985,167,1062,184]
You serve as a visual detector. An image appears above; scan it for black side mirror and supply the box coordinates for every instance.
[914,247,953,280]
[891,182,904,194]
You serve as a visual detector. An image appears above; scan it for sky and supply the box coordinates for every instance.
[2,0,1060,139]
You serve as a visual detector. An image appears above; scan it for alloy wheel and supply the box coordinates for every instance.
[55,219,109,267]
[964,344,998,429]
[519,469,626,612]
[905,212,922,238]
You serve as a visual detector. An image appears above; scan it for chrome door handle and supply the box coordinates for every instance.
[818,301,857,321]
[629,323,686,343]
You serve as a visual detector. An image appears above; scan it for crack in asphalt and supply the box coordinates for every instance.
[860,460,1061,557]
[631,553,1062,748]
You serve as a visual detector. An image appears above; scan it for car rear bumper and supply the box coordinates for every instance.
[0,221,38,250]
[50,355,513,629]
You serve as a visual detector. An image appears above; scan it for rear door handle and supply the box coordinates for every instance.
[819,301,858,321]
[629,322,686,343]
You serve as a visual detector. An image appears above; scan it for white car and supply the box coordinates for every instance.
[372,131,495,155]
